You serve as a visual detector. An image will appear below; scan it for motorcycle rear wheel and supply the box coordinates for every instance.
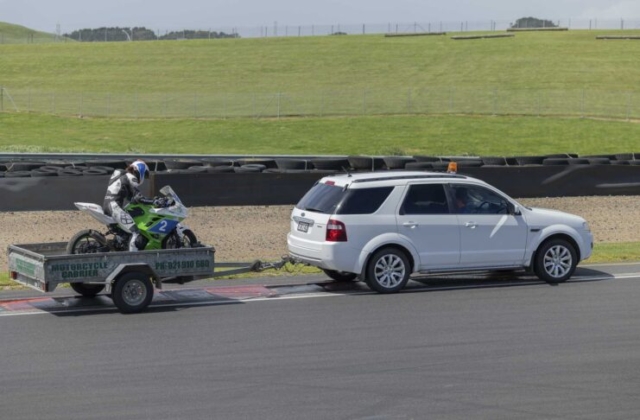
[66,229,105,254]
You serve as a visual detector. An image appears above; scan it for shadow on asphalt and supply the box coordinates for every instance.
[29,293,244,317]
[319,266,615,295]
[9,267,615,317]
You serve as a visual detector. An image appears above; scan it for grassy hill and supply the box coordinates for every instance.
[2,30,640,92]
[0,21,64,44]
[2,28,640,155]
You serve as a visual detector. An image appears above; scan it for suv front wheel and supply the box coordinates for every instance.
[534,238,577,283]
[365,248,411,293]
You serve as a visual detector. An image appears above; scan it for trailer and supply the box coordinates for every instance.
[7,242,216,313]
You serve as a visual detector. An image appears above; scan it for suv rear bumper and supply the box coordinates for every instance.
[287,235,361,273]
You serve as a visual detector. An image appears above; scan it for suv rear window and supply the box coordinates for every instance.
[296,183,393,215]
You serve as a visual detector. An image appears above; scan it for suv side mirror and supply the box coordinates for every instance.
[507,202,521,216]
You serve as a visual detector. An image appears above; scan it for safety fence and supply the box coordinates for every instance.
[2,19,640,43]
[3,87,640,120]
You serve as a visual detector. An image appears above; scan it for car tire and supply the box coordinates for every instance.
[322,269,358,282]
[534,238,577,283]
[364,248,411,293]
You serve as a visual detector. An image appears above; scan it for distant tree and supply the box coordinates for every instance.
[510,17,558,29]
[63,27,157,42]
[63,27,239,41]
[159,30,239,40]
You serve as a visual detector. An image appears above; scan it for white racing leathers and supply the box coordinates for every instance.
[103,169,152,251]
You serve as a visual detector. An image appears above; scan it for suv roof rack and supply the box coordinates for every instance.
[351,173,467,184]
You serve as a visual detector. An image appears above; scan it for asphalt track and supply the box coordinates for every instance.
[2,263,640,419]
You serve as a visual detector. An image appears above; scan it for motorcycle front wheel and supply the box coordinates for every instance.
[162,229,198,249]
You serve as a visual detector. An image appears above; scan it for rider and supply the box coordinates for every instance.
[103,160,153,251]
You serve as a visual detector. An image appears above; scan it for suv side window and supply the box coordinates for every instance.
[337,187,394,215]
[401,184,450,215]
[451,184,509,215]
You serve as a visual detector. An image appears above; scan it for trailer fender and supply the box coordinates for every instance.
[105,263,160,293]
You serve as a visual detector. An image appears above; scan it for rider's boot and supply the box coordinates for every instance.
[129,230,140,252]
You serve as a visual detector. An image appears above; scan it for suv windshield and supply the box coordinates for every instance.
[296,183,393,215]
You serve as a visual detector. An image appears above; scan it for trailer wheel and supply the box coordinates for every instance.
[71,283,105,297]
[112,272,154,314]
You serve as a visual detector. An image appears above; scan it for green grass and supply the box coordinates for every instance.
[2,112,640,156]
[1,30,640,93]
[589,243,640,264]
[0,22,65,44]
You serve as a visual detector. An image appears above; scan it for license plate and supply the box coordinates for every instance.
[297,222,309,232]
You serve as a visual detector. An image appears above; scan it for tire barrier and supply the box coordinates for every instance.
[201,158,235,168]
[58,168,84,176]
[234,164,267,173]
[5,171,32,178]
[383,156,416,170]
[347,156,385,171]
[82,168,110,176]
[164,158,204,170]
[2,154,640,211]
[309,158,350,171]
[275,159,310,170]
[236,158,277,169]
[85,160,127,170]
[413,155,444,163]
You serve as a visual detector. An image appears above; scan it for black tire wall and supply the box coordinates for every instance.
[2,165,640,211]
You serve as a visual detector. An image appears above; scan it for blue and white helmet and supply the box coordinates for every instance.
[129,160,149,186]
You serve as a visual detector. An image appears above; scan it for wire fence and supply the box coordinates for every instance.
[3,87,640,120]
[2,18,640,44]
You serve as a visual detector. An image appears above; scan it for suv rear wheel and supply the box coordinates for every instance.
[365,248,411,293]
[534,238,577,283]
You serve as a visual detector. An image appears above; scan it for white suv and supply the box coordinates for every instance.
[287,171,593,293]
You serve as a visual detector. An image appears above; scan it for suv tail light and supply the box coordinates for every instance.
[326,219,347,242]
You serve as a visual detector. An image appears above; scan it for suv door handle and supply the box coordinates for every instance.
[402,222,418,228]
[465,222,477,229]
